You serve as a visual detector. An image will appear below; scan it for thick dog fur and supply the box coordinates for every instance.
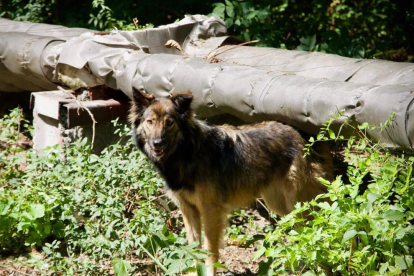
[129,89,333,275]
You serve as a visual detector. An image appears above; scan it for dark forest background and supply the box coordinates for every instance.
[1,0,414,61]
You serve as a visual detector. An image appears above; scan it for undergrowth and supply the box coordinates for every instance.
[1,108,413,275]
[0,108,208,275]
[255,113,414,275]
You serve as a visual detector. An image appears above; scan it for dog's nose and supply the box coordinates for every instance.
[153,139,164,148]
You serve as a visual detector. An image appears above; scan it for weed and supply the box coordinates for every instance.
[2,107,413,275]
[0,109,207,275]
[255,114,414,275]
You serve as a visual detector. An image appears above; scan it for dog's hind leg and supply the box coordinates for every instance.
[180,200,202,245]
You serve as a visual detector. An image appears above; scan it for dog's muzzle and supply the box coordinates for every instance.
[151,139,166,157]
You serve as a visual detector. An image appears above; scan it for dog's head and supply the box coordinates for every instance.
[130,89,193,161]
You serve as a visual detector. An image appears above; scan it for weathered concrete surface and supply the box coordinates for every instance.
[31,91,129,154]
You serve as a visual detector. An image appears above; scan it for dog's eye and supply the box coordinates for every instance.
[166,120,174,127]
[146,119,153,125]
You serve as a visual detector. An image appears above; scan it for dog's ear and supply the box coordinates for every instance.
[132,88,155,110]
[171,91,193,114]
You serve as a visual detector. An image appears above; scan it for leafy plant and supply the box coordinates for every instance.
[255,114,414,275]
[88,0,126,30]
[112,257,131,276]
[211,0,413,60]
[2,108,414,275]
[212,1,277,46]
[0,0,55,23]
[0,109,207,275]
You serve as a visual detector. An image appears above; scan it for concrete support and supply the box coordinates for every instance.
[31,90,130,154]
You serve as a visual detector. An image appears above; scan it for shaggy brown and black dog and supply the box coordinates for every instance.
[129,89,333,275]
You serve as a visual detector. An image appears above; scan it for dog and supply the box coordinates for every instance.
[129,89,333,275]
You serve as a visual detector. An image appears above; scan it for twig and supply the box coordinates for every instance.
[130,259,155,265]
[207,40,259,60]
[133,18,139,30]
[256,198,270,213]
[256,199,278,223]
[137,242,168,273]
[15,108,22,148]
[58,86,97,149]
[148,194,166,203]
[125,186,135,214]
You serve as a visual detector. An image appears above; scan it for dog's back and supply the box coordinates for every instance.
[172,120,333,215]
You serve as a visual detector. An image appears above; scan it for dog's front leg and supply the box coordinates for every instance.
[200,204,227,276]
[179,200,202,245]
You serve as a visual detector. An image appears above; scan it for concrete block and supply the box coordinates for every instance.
[31,90,129,154]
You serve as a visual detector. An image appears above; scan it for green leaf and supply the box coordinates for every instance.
[166,259,189,274]
[395,255,413,270]
[0,199,13,215]
[112,258,131,276]
[379,262,389,274]
[257,9,269,21]
[212,263,227,269]
[196,262,207,276]
[243,32,250,42]
[226,5,235,18]
[224,18,234,28]
[382,210,405,221]
[43,245,52,255]
[29,204,45,219]
[246,11,256,20]
[224,0,233,7]
[52,222,65,238]
[308,251,317,261]
[408,265,414,275]
[383,163,398,175]
[212,3,225,18]
[343,229,358,242]
[309,35,317,51]
[367,192,379,203]
[327,129,335,139]
[44,223,51,235]
[17,221,30,232]
[397,165,412,194]
[317,201,331,210]
[253,247,266,259]
[358,122,370,130]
